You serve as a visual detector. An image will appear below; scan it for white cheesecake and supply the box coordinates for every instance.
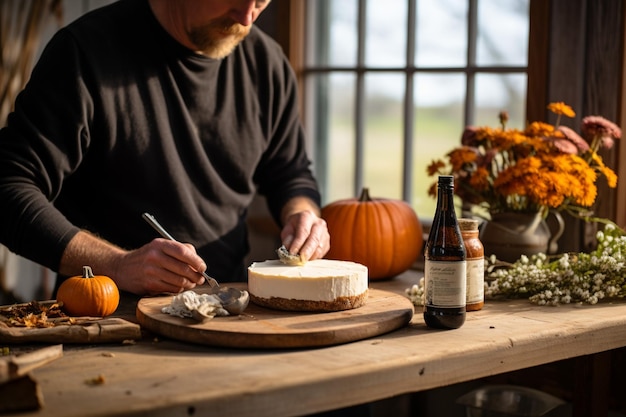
[247,259,369,312]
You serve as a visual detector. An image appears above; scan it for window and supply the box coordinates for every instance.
[300,0,530,219]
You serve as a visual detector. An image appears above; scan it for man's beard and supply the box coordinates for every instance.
[188,17,250,59]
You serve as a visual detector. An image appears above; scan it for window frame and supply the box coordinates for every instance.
[275,0,626,253]
[292,0,528,206]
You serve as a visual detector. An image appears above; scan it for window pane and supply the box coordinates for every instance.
[307,0,358,67]
[329,0,359,67]
[365,0,407,68]
[416,0,468,67]
[413,73,466,219]
[477,0,529,66]
[474,73,527,129]
[330,0,358,66]
[302,0,530,220]
[309,73,357,204]
[363,73,404,198]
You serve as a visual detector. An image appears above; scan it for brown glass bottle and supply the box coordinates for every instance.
[423,176,466,329]
[459,218,485,311]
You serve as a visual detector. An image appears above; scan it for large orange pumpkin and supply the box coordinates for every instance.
[57,266,120,317]
[321,188,423,280]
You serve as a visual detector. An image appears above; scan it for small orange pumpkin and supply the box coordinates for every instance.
[321,188,423,280]
[57,266,120,317]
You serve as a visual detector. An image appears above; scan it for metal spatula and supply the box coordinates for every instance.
[141,212,249,315]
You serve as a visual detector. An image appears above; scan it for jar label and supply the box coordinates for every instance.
[424,260,466,307]
[466,258,484,304]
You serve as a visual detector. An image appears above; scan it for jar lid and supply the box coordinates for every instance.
[458,218,480,231]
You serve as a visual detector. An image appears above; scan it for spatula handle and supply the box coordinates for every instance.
[142,212,219,288]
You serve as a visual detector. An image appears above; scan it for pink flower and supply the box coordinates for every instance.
[603,137,615,149]
[548,137,578,154]
[582,116,622,149]
[557,125,590,152]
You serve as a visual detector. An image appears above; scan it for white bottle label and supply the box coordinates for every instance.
[424,260,466,308]
[466,258,484,304]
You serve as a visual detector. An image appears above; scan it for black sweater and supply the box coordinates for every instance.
[0,0,319,283]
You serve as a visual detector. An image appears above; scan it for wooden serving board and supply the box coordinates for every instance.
[136,284,414,349]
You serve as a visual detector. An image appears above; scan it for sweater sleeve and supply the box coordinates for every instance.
[0,29,88,270]
[252,42,321,226]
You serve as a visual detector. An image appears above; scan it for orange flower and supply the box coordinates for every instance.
[590,153,618,188]
[468,166,490,191]
[426,102,619,217]
[525,121,554,137]
[447,147,478,172]
[426,160,446,176]
[547,102,576,118]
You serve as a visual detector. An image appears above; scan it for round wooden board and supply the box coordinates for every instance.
[136,284,414,349]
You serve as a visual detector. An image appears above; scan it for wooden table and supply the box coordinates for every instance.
[9,270,626,417]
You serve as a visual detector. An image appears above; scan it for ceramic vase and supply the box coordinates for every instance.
[479,211,565,263]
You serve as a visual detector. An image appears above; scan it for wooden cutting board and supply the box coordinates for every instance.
[136,284,414,349]
[0,301,142,344]
[0,317,141,344]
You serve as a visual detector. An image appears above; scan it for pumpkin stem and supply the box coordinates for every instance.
[82,265,95,279]
[358,187,372,202]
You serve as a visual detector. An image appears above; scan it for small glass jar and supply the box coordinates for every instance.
[459,218,484,311]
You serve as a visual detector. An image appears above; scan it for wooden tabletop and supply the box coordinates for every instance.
[10,270,626,417]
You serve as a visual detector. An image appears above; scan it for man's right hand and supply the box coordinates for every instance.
[59,231,207,295]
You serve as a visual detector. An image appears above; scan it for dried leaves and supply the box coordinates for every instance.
[0,300,75,328]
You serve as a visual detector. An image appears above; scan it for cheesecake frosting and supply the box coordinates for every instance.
[247,259,368,311]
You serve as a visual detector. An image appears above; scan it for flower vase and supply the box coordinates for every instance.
[479,211,565,263]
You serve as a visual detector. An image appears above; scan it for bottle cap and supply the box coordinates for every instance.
[438,175,454,186]
[458,218,480,231]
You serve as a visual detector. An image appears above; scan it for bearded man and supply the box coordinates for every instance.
[0,0,329,296]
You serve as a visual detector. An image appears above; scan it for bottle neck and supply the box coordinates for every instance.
[436,186,455,211]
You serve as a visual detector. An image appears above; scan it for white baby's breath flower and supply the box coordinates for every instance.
[405,281,425,306]
[481,224,626,306]
[405,224,626,307]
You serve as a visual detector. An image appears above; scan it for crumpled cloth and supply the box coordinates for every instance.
[161,291,229,319]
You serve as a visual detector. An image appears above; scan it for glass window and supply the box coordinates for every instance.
[365,0,408,68]
[309,0,359,67]
[477,0,529,66]
[474,73,527,128]
[416,0,468,67]
[363,73,405,199]
[303,0,530,220]
[413,73,466,213]
[309,73,357,201]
